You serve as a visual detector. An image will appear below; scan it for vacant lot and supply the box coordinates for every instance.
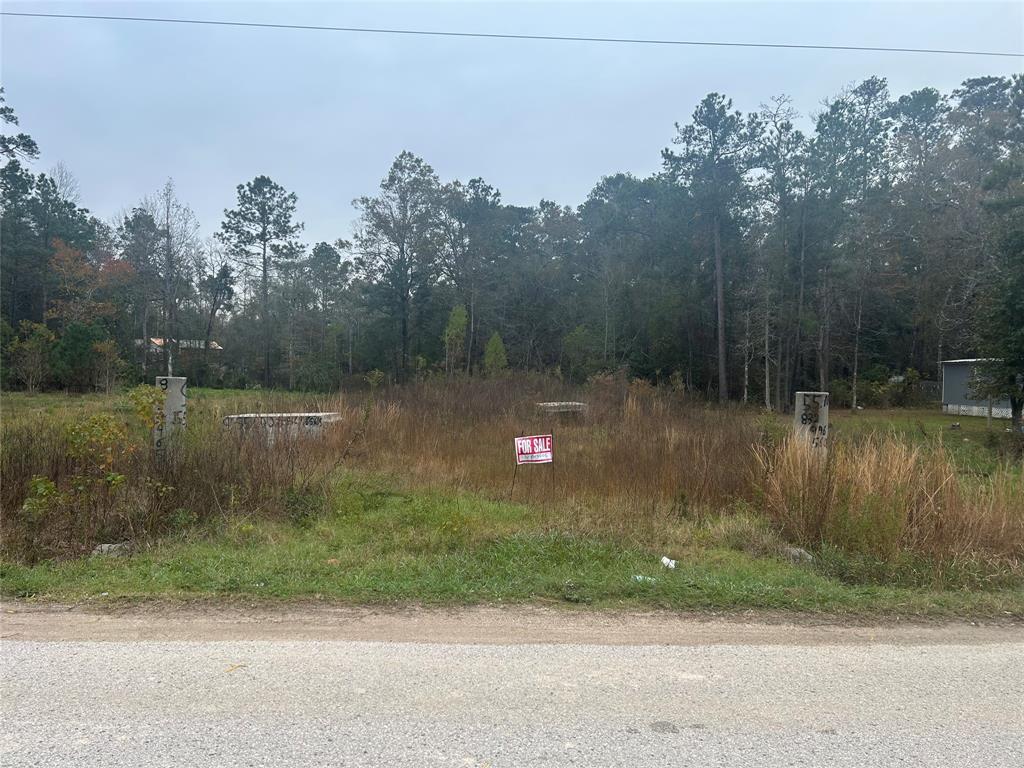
[2,377,1022,615]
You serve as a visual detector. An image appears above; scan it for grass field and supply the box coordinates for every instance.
[2,380,1022,615]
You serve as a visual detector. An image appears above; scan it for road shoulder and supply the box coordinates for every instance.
[2,601,1021,644]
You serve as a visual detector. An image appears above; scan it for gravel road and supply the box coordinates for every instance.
[2,606,1022,767]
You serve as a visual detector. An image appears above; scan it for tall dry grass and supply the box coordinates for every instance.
[352,375,760,528]
[2,375,1022,578]
[755,436,1024,564]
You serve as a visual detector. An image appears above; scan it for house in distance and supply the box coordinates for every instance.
[941,359,1011,419]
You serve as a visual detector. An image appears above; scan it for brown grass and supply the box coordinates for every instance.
[2,375,1022,578]
[352,376,759,529]
[755,436,1024,563]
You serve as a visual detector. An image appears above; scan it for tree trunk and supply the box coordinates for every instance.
[603,273,611,364]
[400,292,410,382]
[465,292,475,376]
[776,336,785,411]
[348,323,354,375]
[764,287,771,410]
[287,326,295,391]
[713,213,728,401]
[140,302,149,380]
[792,202,807,396]
[686,327,694,392]
[816,265,831,393]
[742,308,751,404]
[261,240,271,388]
[321,294,328,358]
[817,325,829,391]
[6,271,15,326]
[163,195,173,377]
[851,290,863,410]
[202,303,216,387]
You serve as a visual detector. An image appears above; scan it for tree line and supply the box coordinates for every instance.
[1,75,1021,421]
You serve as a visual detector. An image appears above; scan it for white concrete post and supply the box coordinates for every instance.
[794,391,829,449]
[154,376,187,453]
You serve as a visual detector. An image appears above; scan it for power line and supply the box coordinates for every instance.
[2,10,1021,58]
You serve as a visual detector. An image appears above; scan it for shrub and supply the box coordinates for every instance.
[443,305,468,376]
[483,332,508,377]
[125,384,164,430]
[51,322,105,391]
[8,321,56,393]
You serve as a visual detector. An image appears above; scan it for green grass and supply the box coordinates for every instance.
[828,408,1021,474]
[3,476,1022,617]
[1,387,311,411]
[3,390,1020,616]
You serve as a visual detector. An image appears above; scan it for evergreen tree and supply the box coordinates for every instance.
[218,175,303,387]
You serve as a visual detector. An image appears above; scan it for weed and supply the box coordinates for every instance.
[1,381,1021,596]
[755,436,1024,573]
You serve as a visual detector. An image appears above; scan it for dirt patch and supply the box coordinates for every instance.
[2,601,1021,645]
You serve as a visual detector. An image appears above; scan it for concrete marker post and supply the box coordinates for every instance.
[155,376,187,454]
[793,391,829,450]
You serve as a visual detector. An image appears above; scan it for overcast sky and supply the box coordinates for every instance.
[2,1,1022,245]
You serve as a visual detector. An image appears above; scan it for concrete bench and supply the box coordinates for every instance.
[535,402,588,415]
[222,412,342,442]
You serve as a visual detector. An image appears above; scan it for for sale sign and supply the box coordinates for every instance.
[514,434,553,465]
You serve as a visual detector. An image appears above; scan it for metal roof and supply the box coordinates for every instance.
[146,338,224,351]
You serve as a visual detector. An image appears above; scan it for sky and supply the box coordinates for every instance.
[2,0,1022,245]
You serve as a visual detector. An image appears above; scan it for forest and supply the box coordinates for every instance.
[1,74,1022,420]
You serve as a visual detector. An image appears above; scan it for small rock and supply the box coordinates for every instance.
[91,542,132,558]
[650,721,679,734]
[782,546,814,563]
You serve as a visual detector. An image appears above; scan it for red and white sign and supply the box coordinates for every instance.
[514,434,553,465]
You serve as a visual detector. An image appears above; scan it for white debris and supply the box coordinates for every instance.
[632,575,657,584]
[661,556,676,569]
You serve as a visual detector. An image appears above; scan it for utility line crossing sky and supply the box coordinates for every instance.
[2,1,1022,244]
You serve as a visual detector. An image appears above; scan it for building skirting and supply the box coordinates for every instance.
[943,404,1012,419]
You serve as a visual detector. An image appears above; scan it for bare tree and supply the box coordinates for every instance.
[48,161,80,205]
[144,179,199,376]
